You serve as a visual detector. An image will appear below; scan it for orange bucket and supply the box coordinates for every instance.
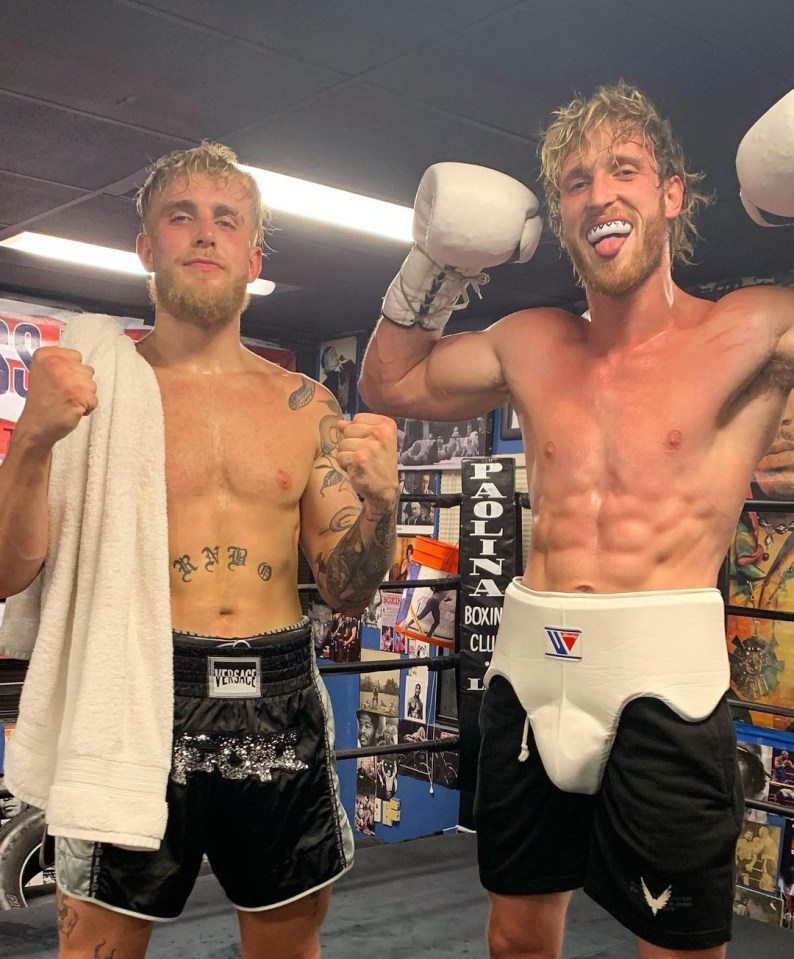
[412,536,459,574]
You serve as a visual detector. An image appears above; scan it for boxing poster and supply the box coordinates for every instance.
[457,457,516,827]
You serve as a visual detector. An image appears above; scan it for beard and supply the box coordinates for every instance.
[147,267,250,330]
[563,199,669,296]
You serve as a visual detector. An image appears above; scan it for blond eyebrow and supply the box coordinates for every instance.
[609,151,645,167]
[561,162,590,183]
[159,199,243,220]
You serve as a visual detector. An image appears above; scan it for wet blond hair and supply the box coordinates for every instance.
[135,141,270,247]
[539,81,711,265]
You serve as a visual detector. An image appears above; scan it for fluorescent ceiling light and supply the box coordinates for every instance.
[239,165,413,242]
[0,170,414,288]
[0,232,275,295]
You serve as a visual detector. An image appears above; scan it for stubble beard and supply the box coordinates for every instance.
[563,199,670,297]
[147,270,250,331]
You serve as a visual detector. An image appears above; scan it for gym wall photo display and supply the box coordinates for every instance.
[395,414,491,470]
[499,402,521,441]
[317,334,359,418]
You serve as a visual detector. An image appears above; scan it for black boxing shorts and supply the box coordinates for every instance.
[476,676,743,951]
[55,620,354,919]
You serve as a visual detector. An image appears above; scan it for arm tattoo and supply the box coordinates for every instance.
[324,505,361,533]
[321,396,343,416]
[289,377,315,410]
[318,413,341,456]
[314,459,357,498]
[318,502,397,608]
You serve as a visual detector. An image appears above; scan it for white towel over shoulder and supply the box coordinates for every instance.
[0,314,172,850]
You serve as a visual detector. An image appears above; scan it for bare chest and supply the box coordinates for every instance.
[156,374,314,504]
[514,333,767,486]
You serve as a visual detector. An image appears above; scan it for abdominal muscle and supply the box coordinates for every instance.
[167,499,304,638]
[522,480,738,594]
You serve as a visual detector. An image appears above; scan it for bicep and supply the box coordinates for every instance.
[299,449,362,569]
[377,327,508,421]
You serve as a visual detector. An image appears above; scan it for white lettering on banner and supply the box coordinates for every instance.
[460,458,515,732]
[471,521,503,537]
[471,462,504,479]
[473,501,504,520]
[469,634,495,653]
[472,482,505,500]
[463,606,502,627]
[471,579,503,597]
[469,557,505,577]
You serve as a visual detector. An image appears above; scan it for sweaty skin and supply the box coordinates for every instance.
[504,292,792,592]
[150,356,381,635]
[0,164,399,959]
[360,132,794,595]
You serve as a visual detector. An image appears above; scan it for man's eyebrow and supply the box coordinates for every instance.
[159,200,243,219]
[160,199,198,215]
[610,151,645,167]
[561,162,589,182]
[214,203,243,219]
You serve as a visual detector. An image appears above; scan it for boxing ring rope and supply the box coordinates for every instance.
[303,488,463,771]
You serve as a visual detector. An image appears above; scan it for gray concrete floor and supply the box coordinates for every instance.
[0,833,791,958]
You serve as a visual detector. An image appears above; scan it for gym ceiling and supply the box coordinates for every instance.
[0,0,791,348]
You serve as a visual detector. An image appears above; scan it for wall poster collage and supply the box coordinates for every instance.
[728,388,794,927]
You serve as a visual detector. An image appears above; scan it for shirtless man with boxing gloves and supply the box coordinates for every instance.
[360,83,794,958]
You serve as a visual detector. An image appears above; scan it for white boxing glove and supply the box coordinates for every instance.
[736,88,794,227]
[382,162,542,331]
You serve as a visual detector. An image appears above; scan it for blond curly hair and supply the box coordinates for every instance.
[135,141,270,247]
[540,81,711,265]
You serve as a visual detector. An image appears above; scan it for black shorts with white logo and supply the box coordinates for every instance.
[474,676,744,951]
[55,622,354,919]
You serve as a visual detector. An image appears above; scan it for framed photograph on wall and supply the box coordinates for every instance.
[499,402,521,441]
[395,414,491,470]
[397,470,439,535]
[318,335,359,418]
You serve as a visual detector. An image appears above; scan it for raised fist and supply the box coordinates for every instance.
[15,347,98,449]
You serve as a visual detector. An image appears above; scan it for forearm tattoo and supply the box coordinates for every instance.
[317,500,397,608]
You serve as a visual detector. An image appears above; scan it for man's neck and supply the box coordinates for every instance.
[584,267,683,354]
[137,311,248,373]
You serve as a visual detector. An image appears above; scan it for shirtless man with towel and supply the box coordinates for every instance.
[0,142,398,958]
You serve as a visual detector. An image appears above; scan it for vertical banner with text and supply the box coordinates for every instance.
[457,457,516,828]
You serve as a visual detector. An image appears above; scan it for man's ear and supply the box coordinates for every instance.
[664,175,684,219]
[136,232,153,273]
[248,245,263,283]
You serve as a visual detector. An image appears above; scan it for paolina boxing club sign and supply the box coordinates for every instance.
[457,457,516,823]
